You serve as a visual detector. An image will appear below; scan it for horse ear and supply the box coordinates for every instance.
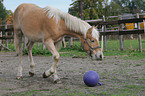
[86,26,93,38]
[88,26,93,33]
[95,25,98,29]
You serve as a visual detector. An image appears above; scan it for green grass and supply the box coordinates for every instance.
[7,85,144,96]
[8,88,111,96]
[2,39,145,59]
[126,84,145,89]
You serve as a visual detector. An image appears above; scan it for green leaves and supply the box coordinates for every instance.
[0,2,7,21]
[69,0,104,20]
[69,0,145,20]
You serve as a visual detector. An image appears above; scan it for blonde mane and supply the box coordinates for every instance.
[43,6,99,39]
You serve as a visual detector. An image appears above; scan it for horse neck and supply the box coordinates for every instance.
[66,31,84,41]
[58,20,85,41]
[61,30,85,47]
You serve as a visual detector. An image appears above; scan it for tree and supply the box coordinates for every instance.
[0,0,4,3]
[0,2,7,23]
[111,0,145,14]
[0,1,14,24]
[128,0,145,13]
[109,0,121,16]
[5,10,13,24]
[69,0,80,18]
[69,0,104,20]
[0,18,2,25]
[69,0,145,20]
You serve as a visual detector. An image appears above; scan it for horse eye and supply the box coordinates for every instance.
[91,40,95,43]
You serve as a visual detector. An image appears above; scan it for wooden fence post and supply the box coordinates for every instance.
[62,37,66,48]
[138,35,142,52]
[37,43,40,47]
[104,36,107,51]
[0,31,2,43]
[102,15,107,51]
[101,35,103,51]
[42,44,45,50]
[119,15,124,51]
[5,25,8,48]
[69,37,73,47]
[119,35,124,51]
[137,13,142,52]
[144,19,145,33]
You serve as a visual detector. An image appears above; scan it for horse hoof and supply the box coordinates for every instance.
[16,76,22,80]
[29,72,34,77]
[43,72,48,78]
[54,79,62,84]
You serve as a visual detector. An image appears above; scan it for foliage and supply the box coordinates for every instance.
[0,1,13,25]
[22,42,86,56]
[104,0,122,17]
[111,0,145,14]
[0,18,2,25]
[5,10,13,24]
[0,2,7,22]
[0,0,4,2]
[69,0,145,19]
[69,0,104,20]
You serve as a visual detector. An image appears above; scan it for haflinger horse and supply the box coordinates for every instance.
[13,3,103,83]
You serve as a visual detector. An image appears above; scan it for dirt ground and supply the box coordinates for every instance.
[0,52,145,96]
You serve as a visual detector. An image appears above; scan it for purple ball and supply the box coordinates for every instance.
[83,70,100,87]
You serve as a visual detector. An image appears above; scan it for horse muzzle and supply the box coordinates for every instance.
[91,50,104,61]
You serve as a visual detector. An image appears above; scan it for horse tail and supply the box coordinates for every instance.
[14,32,24,53]
[13,4,25,53]
[14,34,19,53]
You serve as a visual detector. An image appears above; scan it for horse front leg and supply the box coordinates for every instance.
[43,39,61,83]
[27,41,35,77]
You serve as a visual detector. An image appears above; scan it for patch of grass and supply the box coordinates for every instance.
[135,64,141,66]
[2,39,145,59]
[124,84,145,90]
[142,78,145,80]
[7,84,144,96]
[10,91,38,96]
[111,91,134,96]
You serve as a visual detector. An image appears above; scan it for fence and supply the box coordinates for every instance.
[0,24,14,51]
[0,13,145,51]
[87,13,145,52]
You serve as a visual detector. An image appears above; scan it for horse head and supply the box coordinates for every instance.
[81,26,103,60]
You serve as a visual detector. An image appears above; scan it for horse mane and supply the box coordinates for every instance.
[43,6,99,39]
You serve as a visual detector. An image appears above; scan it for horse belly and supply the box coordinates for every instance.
[23,31,43,42]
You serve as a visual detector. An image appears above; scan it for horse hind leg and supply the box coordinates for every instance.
[26,41,35,77]
[54,37,63,51]
[14,29,23,79]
